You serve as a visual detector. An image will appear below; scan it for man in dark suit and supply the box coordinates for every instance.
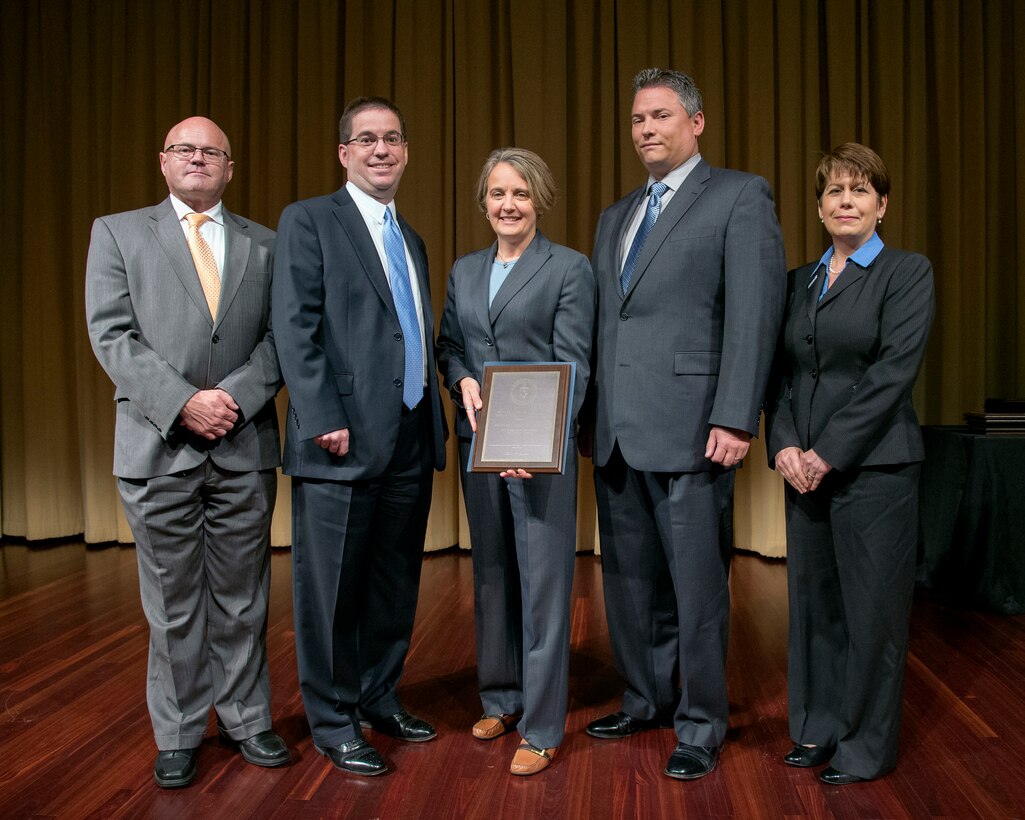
[582,68,786,780]
[85,117,290,788]
[272,96,446,777]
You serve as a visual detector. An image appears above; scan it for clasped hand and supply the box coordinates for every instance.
[180,389,239,440]
[775,446,832,493]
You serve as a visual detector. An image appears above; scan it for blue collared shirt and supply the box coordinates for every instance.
[814,232,885,301]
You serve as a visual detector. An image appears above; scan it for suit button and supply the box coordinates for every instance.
[810,369,818,379]
[393,379,402,388]
[805,334,813,344]
[620,313,628,321]
[394,332,402,341]
[485,337,494,346]
[211,334,220,343]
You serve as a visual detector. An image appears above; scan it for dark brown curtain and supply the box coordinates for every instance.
[2,0,1021,551]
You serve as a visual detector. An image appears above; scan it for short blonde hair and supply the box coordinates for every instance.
[474,147,557,219]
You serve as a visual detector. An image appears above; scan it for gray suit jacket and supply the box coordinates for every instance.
[85,198,282,479]
[272,186,446,480]
[436,231,596,440]
[588,159,786,472]
[765,247,935,471]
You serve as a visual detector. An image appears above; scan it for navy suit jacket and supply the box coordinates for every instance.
[271,186,446,480]
[765,246,935,471]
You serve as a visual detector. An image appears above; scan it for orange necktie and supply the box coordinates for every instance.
[185,212,220,319]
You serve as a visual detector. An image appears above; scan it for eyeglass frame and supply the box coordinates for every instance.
[342,131,406,149]
[163,144,232,163]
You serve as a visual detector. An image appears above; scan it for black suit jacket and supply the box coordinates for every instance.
[766,246,934,471]
[271,186,446,480]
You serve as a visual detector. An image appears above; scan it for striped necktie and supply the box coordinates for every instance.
[620,181,669,293]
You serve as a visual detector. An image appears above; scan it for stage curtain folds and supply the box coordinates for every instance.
[2,1,1022,553]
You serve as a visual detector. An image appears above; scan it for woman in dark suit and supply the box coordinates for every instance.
[766,143,934,784]
[436,148,595,775]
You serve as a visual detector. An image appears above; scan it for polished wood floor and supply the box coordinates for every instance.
[2,542,1025,819]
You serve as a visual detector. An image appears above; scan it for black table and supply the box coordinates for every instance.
[918,425,1025,614]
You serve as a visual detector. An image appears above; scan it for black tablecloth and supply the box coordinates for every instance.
[918,425,1025,614]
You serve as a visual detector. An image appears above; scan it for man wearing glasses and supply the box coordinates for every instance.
[85,117,289,788]
[272,97,446,776]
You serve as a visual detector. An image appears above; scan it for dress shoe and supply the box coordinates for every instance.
[819,766,867,785]
[153,748,198,788]
[219,727,291,767]
[362,710,437,742]
[315,738,387,776]
[510,743,557,776]
[585,711,661,739]
[664,743,721,780]
[783,744,834,768]
[472,713,519,740]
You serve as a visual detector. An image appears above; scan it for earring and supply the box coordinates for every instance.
[877,218,882,224]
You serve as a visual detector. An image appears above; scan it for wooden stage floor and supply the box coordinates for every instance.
[1,542,1024,819]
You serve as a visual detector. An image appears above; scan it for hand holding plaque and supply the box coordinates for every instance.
[468,363,575,474]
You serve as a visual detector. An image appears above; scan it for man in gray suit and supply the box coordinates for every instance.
[272,97,446,777]
[582,69,786,780]
[85,116,289,788]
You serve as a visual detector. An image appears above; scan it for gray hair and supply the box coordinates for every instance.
[632,68,703,117]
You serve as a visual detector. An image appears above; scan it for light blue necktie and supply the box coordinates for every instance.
[383,208,424,409]
[620,181,669,293]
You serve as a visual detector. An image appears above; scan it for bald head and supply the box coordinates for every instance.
[164,117,232,157]
[159,116,234,212]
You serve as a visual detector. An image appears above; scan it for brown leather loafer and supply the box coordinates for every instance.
[510,743,557,776]
[472,714,519,740]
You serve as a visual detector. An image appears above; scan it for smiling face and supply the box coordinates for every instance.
[818,174,888,251]
[338,107,408,203]
[631,86,704,180]
[159,117,234,212]
[484,162,538,249]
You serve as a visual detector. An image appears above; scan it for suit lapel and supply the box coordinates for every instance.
[817,263,866,310]
[331,188,397,321]
[623,161,710,300]
[805,264,822,324]
[216,208,251,329]
[471,246,496,339]
[150,199,213,327]
[489,232,551,324]
[607,189,645,303]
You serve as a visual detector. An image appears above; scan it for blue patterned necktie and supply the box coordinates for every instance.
[383,208,424,409]
[620,181,669,293]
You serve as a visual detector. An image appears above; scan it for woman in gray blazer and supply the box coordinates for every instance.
[436,148,595,775]
[766,143,934,785]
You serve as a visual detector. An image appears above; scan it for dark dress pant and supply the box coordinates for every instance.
[292,405,433,747]
[785,462,919,779]
[594,444,734,747]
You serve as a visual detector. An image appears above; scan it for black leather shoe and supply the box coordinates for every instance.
[362,710,437,742]
[153,748,198,788]
[783,744,834,768]
[219,727,291,767]
[585,711,661,739]
[315,738,387,776]
[819,766,867,785]
[664,743,721,780]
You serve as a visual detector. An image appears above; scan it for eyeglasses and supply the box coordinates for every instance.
[343,132,405,149]
[163,144,231,163]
